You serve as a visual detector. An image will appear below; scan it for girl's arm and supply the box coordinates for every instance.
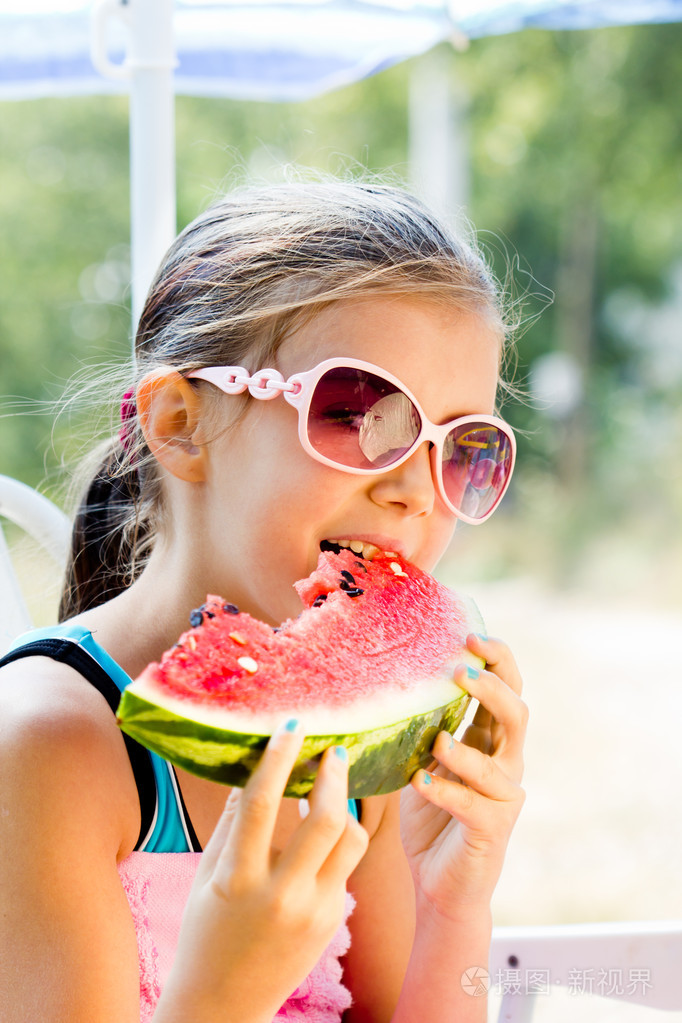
[395,635,527,1023]
[341,792,416,1023]
[341,635,526,1023]
[0,660,146,1022]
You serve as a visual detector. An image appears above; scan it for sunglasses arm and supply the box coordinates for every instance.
[187,365,300,401]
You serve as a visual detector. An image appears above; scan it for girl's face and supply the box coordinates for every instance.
[195,295,502,624]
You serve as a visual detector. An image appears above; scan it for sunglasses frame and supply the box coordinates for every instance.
[187,357,516,524]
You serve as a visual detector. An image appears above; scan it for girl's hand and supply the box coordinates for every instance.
[156,723,368,1023]
[399,634,527,917]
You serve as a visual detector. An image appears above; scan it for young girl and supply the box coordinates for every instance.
[0,180,527,1023]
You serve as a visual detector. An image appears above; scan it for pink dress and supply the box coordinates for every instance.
[117,852,355,1022]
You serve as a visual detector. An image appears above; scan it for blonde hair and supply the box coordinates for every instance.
[59,179,509,619]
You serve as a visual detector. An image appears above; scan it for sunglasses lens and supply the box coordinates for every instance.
[307,367,420,469]
[442,424,513,520]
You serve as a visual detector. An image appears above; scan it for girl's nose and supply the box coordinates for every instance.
[368,442,438,517]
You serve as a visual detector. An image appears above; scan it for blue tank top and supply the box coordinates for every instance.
[1,623,358,851]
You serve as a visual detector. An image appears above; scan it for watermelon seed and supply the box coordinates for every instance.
[340,579,363,594]
[353,560,368,573]
[186,636,197,651]
[223,603,240,614]
[312,594,328,607]
[341,570,356,584]
[229,631,248,645]
[189,609,203,627]
[237,656,258,673]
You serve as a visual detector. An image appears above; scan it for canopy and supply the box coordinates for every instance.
[3,1,682,103]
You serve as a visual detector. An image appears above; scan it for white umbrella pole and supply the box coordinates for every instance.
[91,0,177,344]
[128,0,176,336]
[408,46,470,226]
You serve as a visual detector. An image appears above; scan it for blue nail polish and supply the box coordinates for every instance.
[466,666,480,680]
[284,718,299,732]
[334,745,348,762]
[422,771,432,785]
[475,632,488,642]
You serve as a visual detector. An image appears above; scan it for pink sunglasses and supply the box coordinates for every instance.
[187,358,516,524]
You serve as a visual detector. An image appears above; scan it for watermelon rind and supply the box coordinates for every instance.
[117,685,473,798]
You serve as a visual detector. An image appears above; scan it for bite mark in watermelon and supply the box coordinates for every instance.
[116,550,484,797]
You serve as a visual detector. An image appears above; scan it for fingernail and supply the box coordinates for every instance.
[298,798,310,819]
[447,732,455,749]
[274,718,300,738]
[422,770,432,785]
[475,632,488,641]
[334,745,348,762]
[466,666,480,680]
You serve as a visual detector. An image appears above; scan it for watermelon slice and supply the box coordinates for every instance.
[116,549,484,798]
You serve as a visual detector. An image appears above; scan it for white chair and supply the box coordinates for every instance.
[0,474,71,654]
[489,919,682,1021]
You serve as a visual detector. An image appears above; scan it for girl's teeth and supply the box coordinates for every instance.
[333,539,380,561]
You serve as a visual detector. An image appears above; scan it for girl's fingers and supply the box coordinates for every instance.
[200,732,367,897]
[456,662,527,734]
[316,812,369,888]
[411,737,525,829]
[466,633,523,696]
[455,663,527,772]
[412,766,524,837]
[430,731,519,803]
[458,635,526,762]
[459,716,494,756]
[279,746,364,880]
[197,786,242,881]
[219,719,306,874]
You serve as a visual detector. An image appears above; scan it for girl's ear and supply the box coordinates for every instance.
[136,368,208,483]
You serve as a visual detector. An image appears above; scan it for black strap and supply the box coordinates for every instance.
[0,638,157,851]
[172,766,202,852]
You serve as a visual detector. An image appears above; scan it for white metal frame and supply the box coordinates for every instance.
[490,919,682,1020]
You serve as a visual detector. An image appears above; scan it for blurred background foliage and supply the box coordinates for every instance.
[1,21,681,606]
